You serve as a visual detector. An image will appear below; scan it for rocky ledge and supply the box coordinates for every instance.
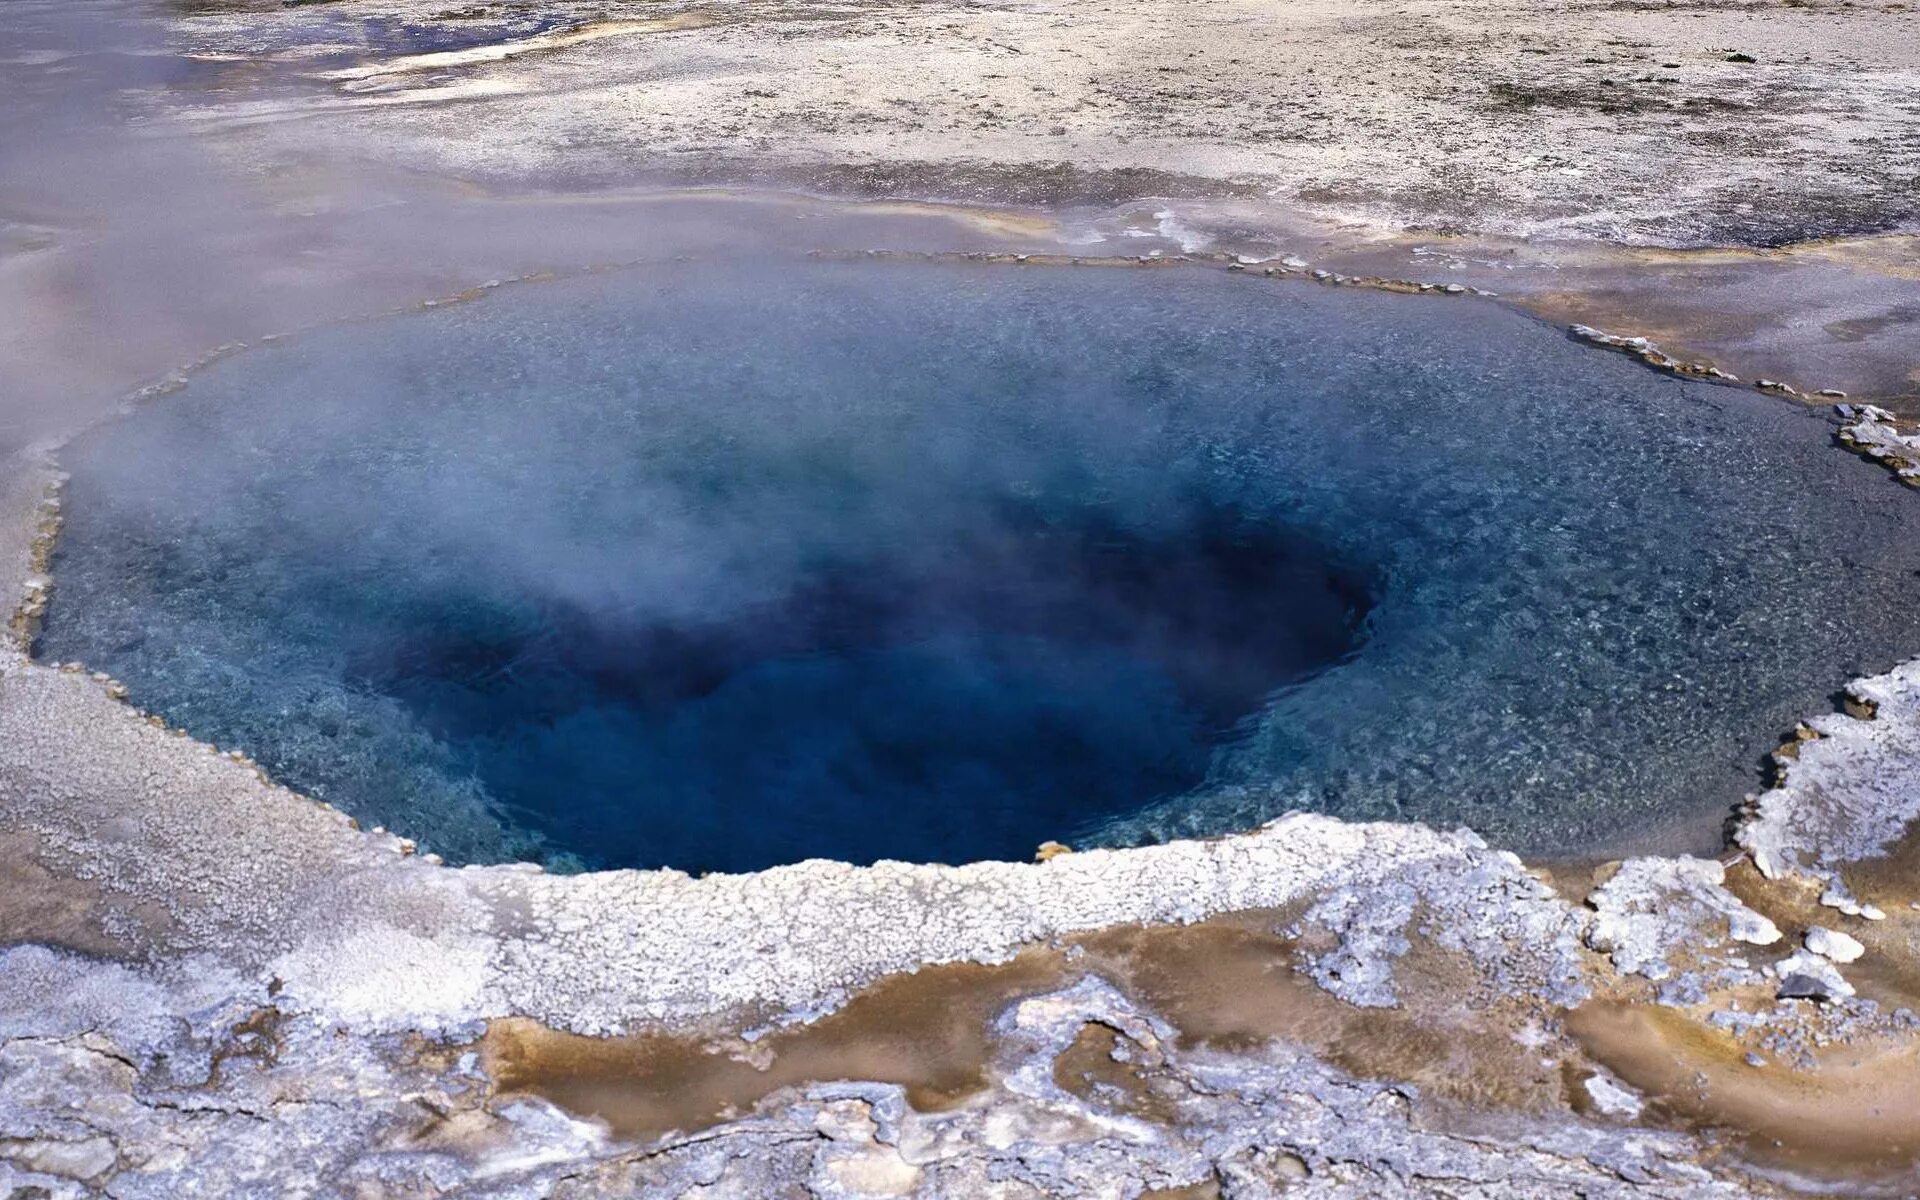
[6,401,1920,1196]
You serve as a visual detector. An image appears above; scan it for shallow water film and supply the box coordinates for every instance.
[39,261,1920,871]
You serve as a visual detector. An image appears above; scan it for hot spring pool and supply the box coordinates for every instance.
[37,260,1920,872]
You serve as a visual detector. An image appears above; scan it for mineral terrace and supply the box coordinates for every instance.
[3,0,1920,1196]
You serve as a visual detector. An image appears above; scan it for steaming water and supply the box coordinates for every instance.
[38,261,1920,871]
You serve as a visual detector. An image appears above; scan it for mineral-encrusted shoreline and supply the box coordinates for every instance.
[6,0,1920,1187]
[7,319,1920,1196]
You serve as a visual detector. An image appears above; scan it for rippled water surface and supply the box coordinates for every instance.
[38,261,1920,870]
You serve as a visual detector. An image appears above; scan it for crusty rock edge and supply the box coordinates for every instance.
[7,331,1920,1200]
[4,288,1917,1039]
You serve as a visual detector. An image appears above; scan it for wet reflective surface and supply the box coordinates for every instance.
[39,261,1920,869]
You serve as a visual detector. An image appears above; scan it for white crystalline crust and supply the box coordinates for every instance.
[166,0,1920,252]
[0,940,1748,1200]
[5,386,1920,1200]
[4,424,1917,1039]
[1803,926,1866,964]
[1737,655,1920,881]
[1583,1073,1647,1121]
[0,441,1590,1037]
[1836,405,1920,489]
[9,390,1920,1193]
[2,439,1762,1197]
[1,620,1588,1033]
[1770,950,1856,999]
[1724,406,1920,915]
[0,451,58,648]
[1583,857,1780,982]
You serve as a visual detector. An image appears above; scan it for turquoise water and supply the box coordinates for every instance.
[38,261,1920,870]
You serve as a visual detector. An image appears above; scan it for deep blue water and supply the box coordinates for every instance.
[38,261,1920,871]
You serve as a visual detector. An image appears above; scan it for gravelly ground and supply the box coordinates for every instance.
[5,2,1920,1195]
[169,0,1920,247]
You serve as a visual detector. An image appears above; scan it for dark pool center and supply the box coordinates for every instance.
[38,260,1920,872]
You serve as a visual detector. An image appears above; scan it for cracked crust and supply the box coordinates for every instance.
[5,0,1920,1193]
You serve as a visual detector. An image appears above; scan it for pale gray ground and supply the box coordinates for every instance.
[7,1,1920,1195]
[171,0,1920,247]
[7,0,1920,455]
[8,287,1920,1200]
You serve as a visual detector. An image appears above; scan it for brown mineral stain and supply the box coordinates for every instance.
[1824,828,1920,1011]
[1139,1182,1223,1200]
[483,950,1064,1140]
[492,906,1616,1152]
[1839,823,1920,913]
[1720,846,1920,1016]
[1569,1000,1920,1182]
[1079,917,1567,1114]
[0,830,156,957]
[208,1006,285,1083]
[1051,1020,1181,1124]
[1527,853,1628,906]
